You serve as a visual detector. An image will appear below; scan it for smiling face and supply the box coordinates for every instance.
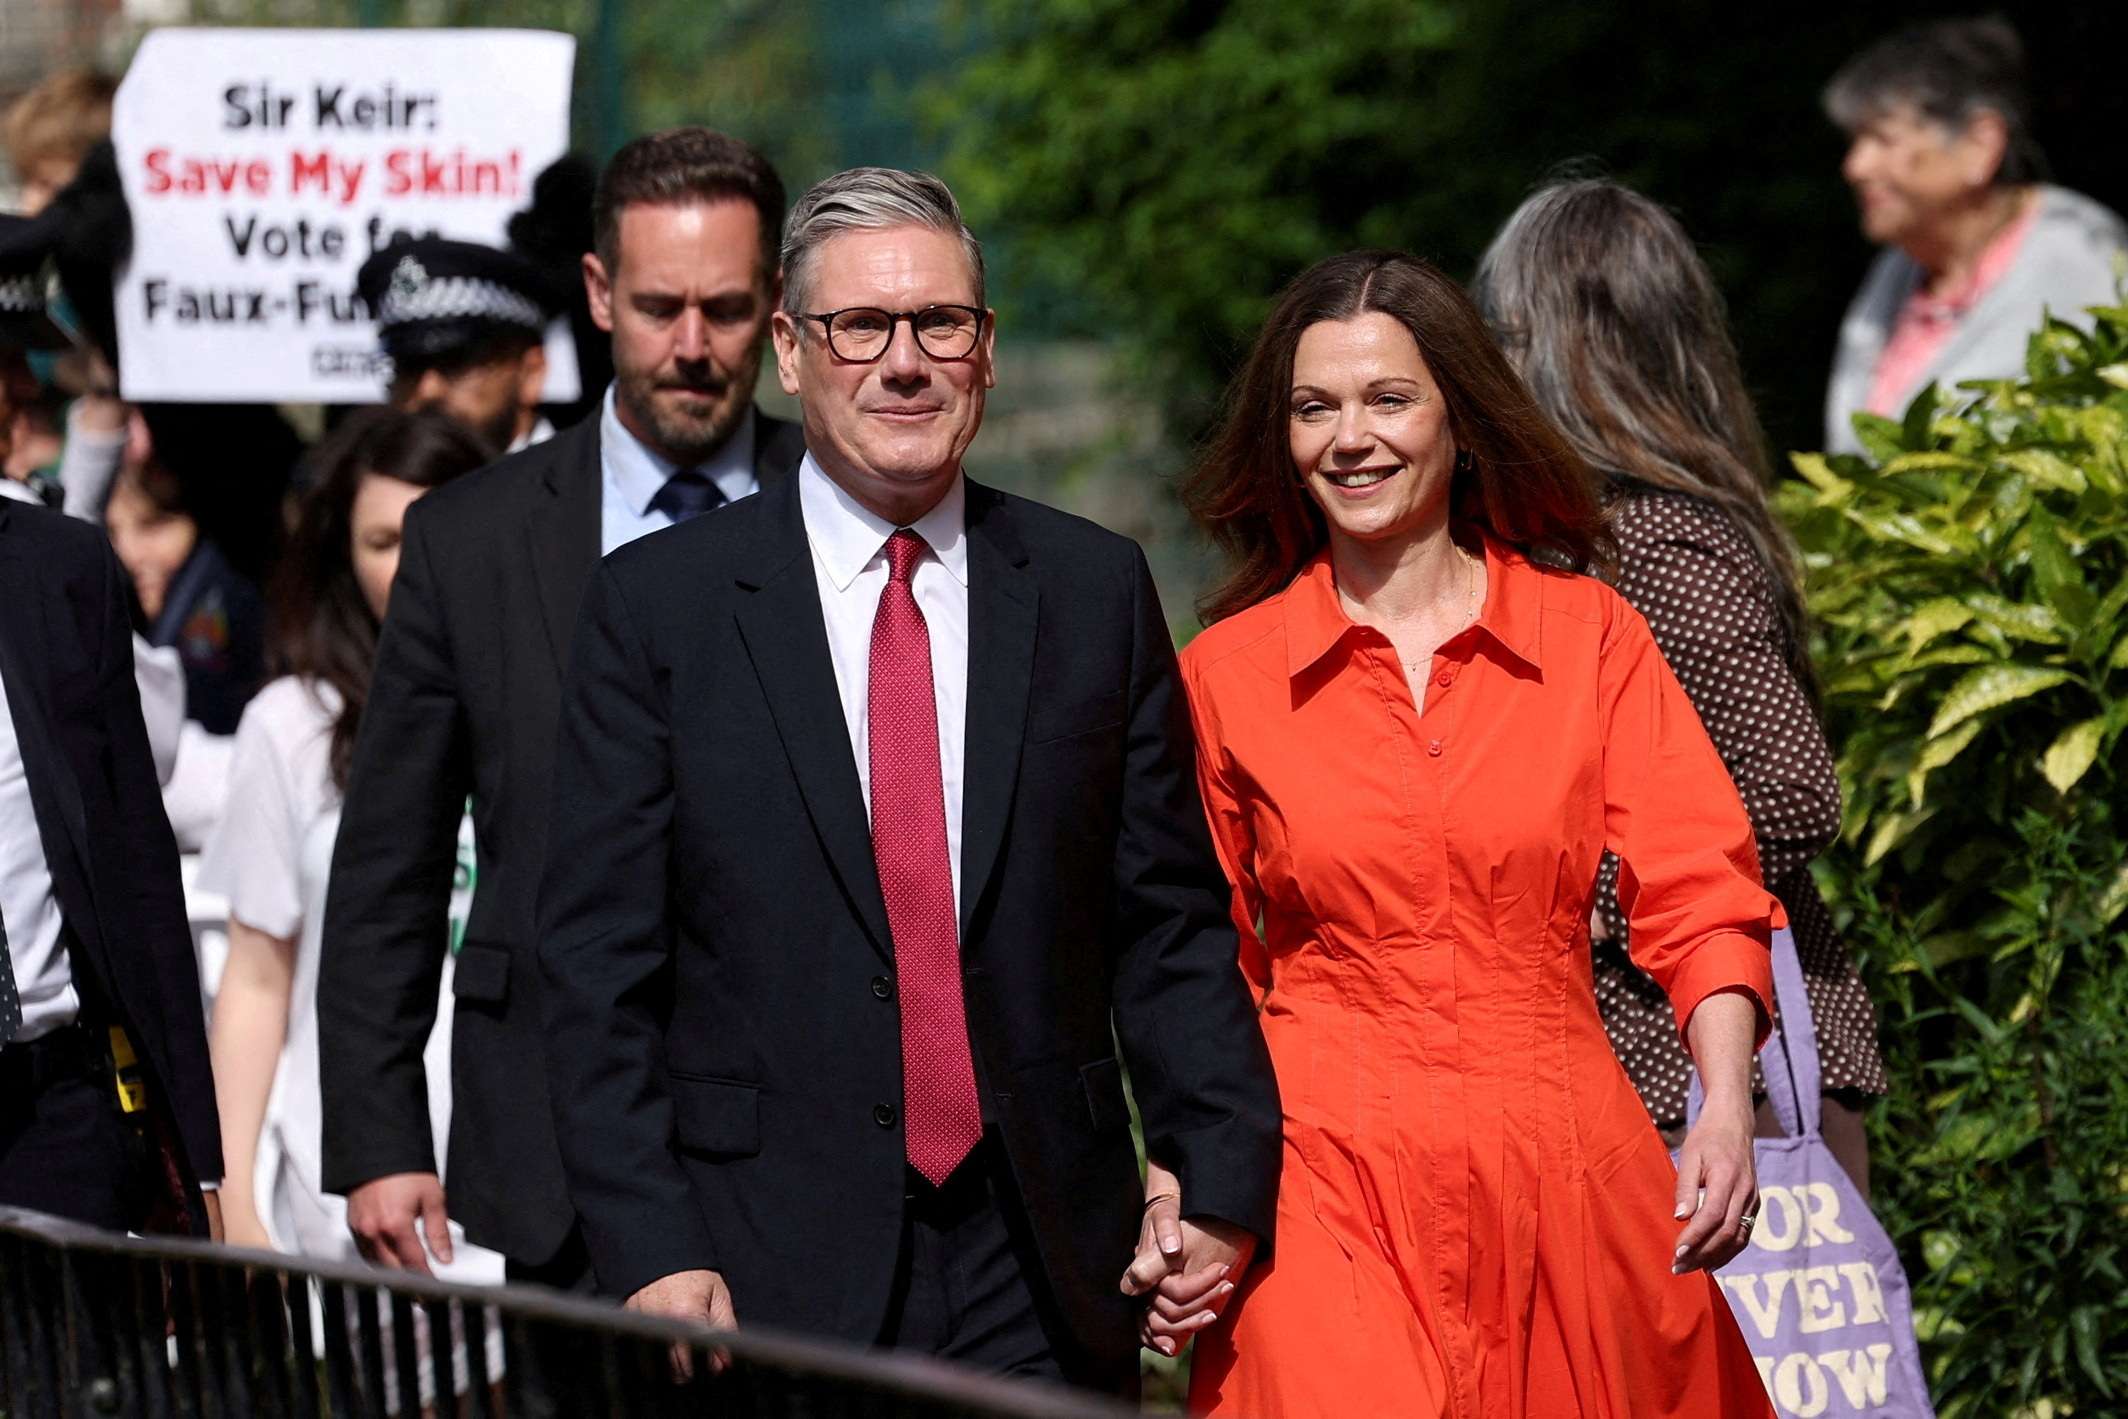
[771,224,995,526]
[1288,312,1458,551]
[1841,102,2001,248]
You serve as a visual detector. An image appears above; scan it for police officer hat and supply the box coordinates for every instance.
[0,209,72,351]
[354,235,558,368]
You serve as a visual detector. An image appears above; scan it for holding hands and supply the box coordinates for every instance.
[1120,1160,1255,1357]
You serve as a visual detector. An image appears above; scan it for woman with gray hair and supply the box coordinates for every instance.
[1475,178,1884,1194]
[1822,17,2125,452]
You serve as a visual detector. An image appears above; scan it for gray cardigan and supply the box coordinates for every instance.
[1824,184,2127,453]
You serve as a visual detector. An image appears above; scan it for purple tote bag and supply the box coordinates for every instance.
[1684,928,1936,1419]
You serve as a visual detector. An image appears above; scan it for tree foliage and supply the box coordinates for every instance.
[925,1,2128,453]
[1781,299,2128,1415]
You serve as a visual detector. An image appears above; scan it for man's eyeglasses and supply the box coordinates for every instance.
[802,305,987,363]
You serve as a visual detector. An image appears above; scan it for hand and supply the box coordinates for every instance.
[201,1189,226,1244]
[1671,1094,1757,1275]
[627,1269,738,1381]
[1120,1163,1254,1357]
[346,1171,454,1275]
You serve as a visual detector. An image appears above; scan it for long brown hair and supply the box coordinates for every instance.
[267,408,492,792]
[1471,179,1815,691]
[1183,249,1609,625]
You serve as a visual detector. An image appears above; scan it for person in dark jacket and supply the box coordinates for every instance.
[102,452,264,737]
[0,499,223,1236]
[318,127,806,1292]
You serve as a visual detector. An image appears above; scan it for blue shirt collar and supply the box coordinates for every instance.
[599,384,758,516]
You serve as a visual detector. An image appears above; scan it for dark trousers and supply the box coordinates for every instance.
[878,1136,1135,1398]
[0,1026,144,1231]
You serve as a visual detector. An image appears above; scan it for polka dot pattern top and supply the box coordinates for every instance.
[1592,485,1887,1128]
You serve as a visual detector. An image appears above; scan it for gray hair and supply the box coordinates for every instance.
[779,167,985,316]
[1823,17,2046,187]
[1473,177,1817,695]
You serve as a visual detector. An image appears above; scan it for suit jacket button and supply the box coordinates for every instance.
[873,1102,897,1128]
[870,975,893,1000]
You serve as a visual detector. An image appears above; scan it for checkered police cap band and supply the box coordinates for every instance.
[375,257,546,334]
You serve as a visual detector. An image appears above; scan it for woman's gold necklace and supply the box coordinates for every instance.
[1403,547,1480,675]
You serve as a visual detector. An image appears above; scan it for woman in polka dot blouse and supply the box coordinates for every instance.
[1475,178,1885,1193]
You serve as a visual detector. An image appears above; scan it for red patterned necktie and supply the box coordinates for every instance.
[869,529,982,1185]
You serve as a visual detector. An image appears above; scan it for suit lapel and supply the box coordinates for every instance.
[730,475,895,960]
[527,420,605,670]
[957,483,1036,940]
[0,512,95,883]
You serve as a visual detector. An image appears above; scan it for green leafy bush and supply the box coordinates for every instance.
[1778,298,2128,1416]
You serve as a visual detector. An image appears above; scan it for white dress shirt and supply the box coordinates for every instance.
[798,454,969,911]
[599,386,758,555]
[0,654,78,1042]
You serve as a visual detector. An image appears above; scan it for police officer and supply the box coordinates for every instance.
[356,236,560,454]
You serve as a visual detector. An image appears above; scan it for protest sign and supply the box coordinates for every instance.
[111,28,577,403]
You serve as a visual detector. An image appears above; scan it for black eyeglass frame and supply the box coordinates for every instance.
[800,304,989,363]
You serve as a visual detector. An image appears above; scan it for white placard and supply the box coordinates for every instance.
[112,28,578,404]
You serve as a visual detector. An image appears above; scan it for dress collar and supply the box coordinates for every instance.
[1282,534,1546,679]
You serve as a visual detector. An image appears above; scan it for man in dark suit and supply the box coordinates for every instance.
[0,499,222,1236]
[318,128,804,1289]
[538,167,1281,1391]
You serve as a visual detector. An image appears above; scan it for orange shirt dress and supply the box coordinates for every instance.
[1180,542,1780,1419]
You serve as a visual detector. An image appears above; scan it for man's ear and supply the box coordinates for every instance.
[770,310,803,397]
[583,252,615,333]
[516,342,548,411]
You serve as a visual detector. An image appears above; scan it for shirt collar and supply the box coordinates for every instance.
[508,414,556,454]
[1282,534,1545,679]
[798,452,970,593]
[599,384,758,515]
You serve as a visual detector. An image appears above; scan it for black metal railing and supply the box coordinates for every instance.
[0,1208,1130,1418]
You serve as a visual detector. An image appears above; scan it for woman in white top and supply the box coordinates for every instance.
[201,408,500,1283]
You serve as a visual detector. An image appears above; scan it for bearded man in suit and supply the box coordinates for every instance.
[318,127,804,1290]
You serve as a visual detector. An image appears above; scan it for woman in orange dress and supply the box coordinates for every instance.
[1152,251,1780,1418]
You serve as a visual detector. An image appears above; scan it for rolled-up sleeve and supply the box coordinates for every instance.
[1597,597,1780,1050]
